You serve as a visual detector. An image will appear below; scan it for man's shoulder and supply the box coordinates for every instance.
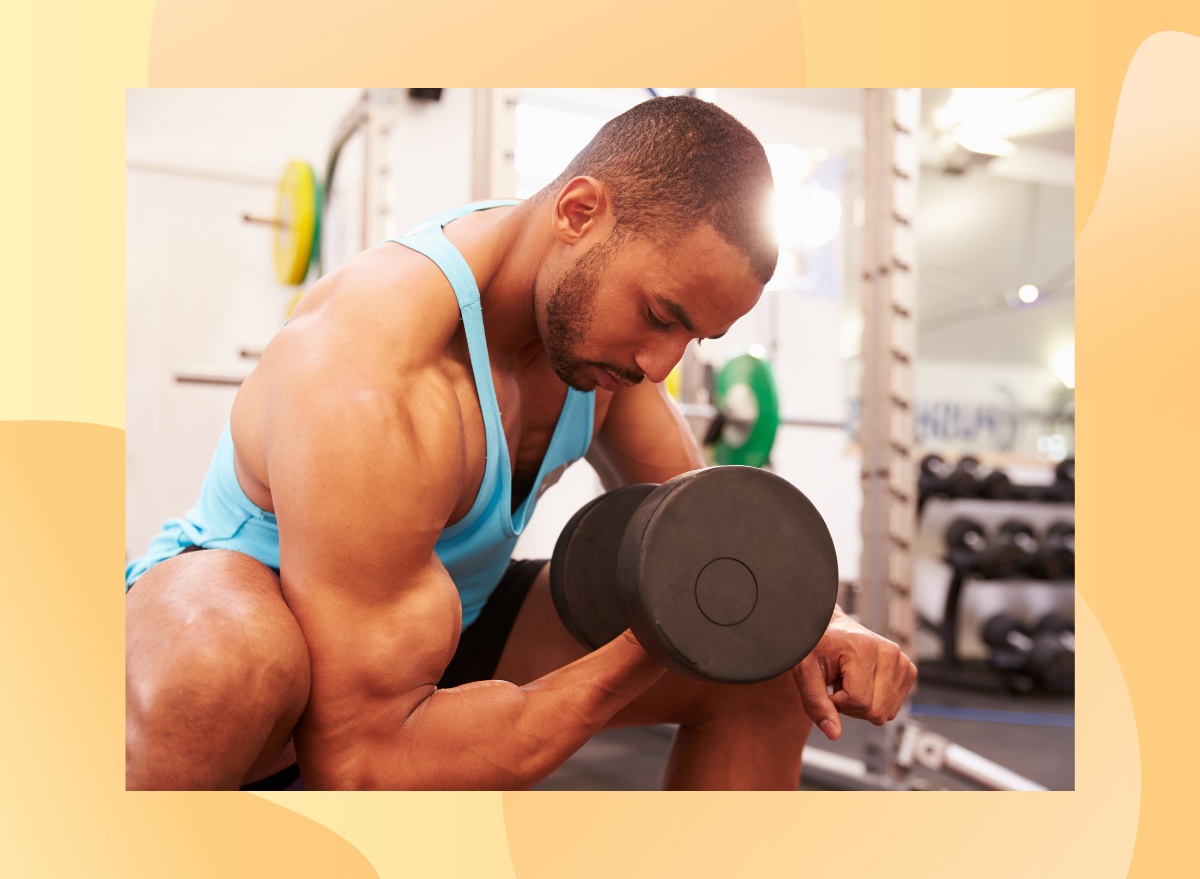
[280,245,463,371]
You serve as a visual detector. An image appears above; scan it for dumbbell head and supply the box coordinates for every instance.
[918,454,952,511]
[995,519,1038,576]
[617,467,839,684]
[1055,457,1075,485]
[1029,632,1074,693]
[550,484,657,650]
[981,613,1030,650]
[980,469,1014,499]
[1035,522,1074,578]
[1047,521,1074,545]
[988,645,1030,673]
[1035,612,1074,635]
[947,455,982,496]
[945,517,987,568]
[920,453,946,477]
[551,467,839,685]
[998,520,1037,550]
[1041,457,1075,502]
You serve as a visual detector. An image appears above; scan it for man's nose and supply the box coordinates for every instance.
[635,336,690,385]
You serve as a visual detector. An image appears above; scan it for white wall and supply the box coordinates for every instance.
[125,88,474,559]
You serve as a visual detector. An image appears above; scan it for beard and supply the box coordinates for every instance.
[543,236,644,392]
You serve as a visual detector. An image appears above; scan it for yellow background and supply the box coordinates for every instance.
[2,1,1198,875]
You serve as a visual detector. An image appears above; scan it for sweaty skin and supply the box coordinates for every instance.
[129,176,916,790]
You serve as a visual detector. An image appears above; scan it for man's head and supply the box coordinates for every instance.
[534,96,778,392]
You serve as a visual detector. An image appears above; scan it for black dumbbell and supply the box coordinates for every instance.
[945,517,988,571]
[920,454,984,509]
[1036,612,1074,637]
[981,614,1038,693]
[947,455,982,498]
[982,613,1035,663]
[1031,521,1074,580]
[1030,613,1074,693]
[945,518,1032,578]
[1041,457,1075,503]
[550,467,839,684]
[979,467,1016,500]
[918,454,953,510]
[982,613,1074,693]
[995,519,1039,578]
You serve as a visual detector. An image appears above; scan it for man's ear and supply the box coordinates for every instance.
[551,176,611,244]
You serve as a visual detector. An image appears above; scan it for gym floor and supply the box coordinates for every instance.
[534,662,1074,791]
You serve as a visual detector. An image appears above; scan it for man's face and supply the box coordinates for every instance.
[541,223,764,392]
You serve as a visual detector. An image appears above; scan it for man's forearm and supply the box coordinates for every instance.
[312,631,665,790]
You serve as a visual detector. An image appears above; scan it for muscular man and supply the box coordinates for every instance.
[125,96,916,791]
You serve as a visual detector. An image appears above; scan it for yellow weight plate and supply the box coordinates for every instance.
[665,362,682,400]
[273,160,317,286]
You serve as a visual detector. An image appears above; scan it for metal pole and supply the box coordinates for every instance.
[859,88,922,784]
[362,88,401,248]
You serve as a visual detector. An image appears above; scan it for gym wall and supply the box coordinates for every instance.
[124,89,473,557]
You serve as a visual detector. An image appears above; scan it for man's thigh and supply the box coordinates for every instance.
[126,549,310,789]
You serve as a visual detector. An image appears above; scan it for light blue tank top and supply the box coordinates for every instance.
[393,201,595,625]
[125,201,595,629]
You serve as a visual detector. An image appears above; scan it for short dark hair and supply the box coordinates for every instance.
[544,96,778,284]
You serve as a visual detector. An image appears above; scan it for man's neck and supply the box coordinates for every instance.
[454,199,555,372]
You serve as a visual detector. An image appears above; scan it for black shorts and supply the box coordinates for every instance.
[241,557,547,790]
[438,557,546,687]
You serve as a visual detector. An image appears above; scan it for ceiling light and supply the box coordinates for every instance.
[934,88,1040,131]
[1018,284,1039,304]
[952,122,1018,158]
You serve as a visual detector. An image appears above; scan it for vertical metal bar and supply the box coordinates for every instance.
[859,88,921,784]
[472,89,519,200]
[362,89,400,248]
[472,89,495,201]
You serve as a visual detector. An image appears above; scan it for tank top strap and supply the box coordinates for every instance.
[388,219,511,533]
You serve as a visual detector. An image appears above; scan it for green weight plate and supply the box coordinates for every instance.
[309,173,324,276]
[714,350,780,467]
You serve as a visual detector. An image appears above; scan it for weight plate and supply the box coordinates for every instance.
[273,160,318,285]
[714,351,780,468]
[550,484,658,650]
[616,466,838,684]
[310,173,324,275]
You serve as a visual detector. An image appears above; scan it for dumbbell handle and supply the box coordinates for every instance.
[1005,630,1035,652]
[962,532,987,553]
[1011,533,1038,555]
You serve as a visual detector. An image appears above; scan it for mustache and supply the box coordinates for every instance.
[594,362,645,385]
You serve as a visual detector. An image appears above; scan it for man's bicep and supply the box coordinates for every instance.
[265,386,467,786]
[268,385,463,585]
[588,381,705,487]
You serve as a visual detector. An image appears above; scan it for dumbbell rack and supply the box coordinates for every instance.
[917,491,1074,689]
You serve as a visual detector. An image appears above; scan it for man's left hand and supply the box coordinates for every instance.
[791,609,918,741]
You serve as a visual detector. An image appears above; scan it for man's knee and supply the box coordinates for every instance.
[681,672,810,731]
[128,609,308,729]
[126,551,311,787]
